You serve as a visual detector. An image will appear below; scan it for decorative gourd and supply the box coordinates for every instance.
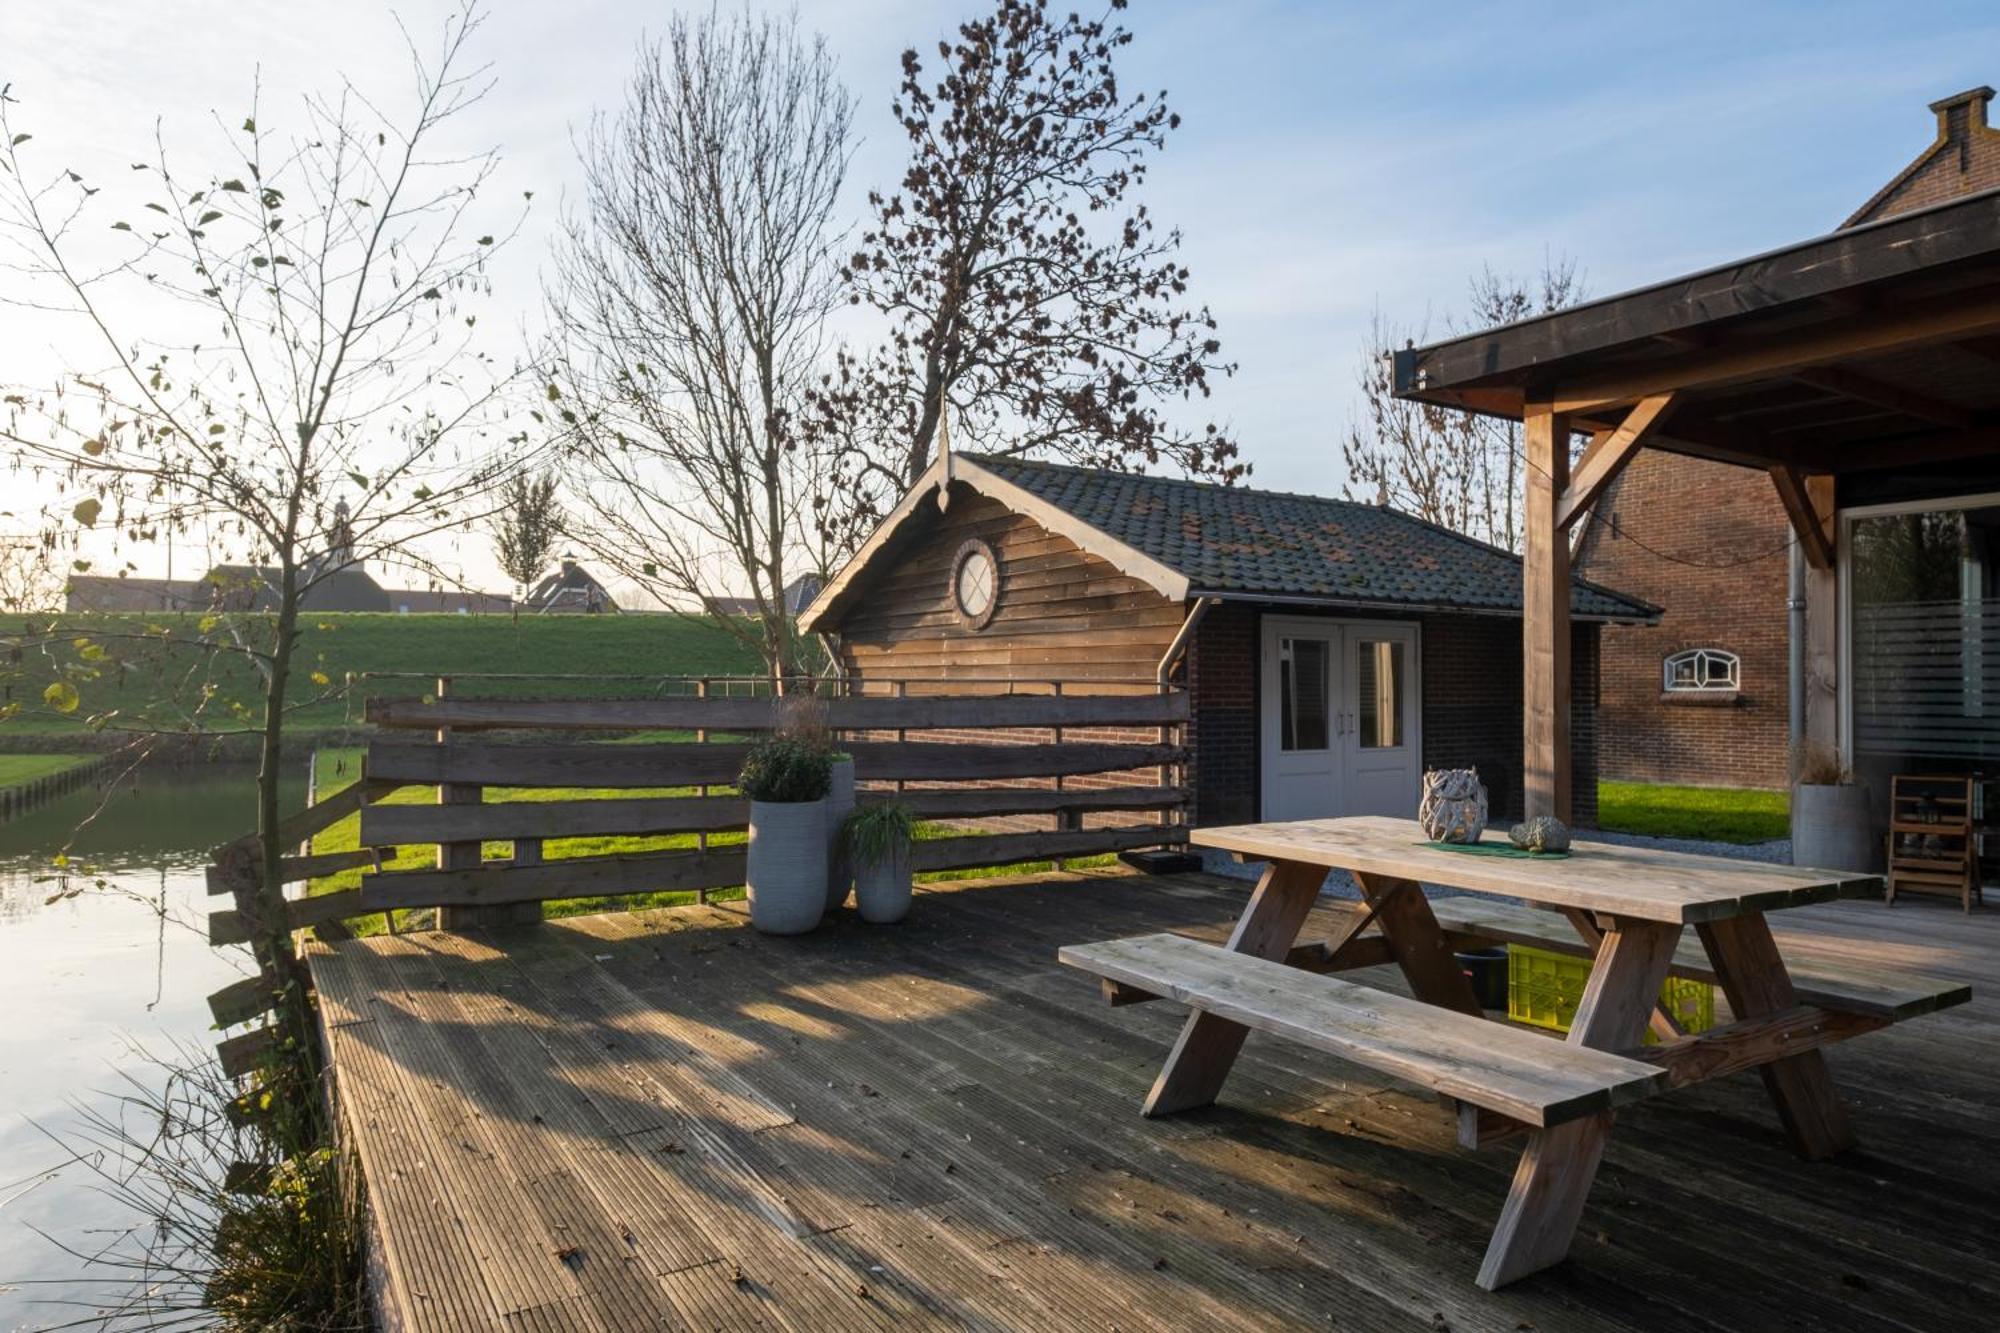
[1418,767,1488,844]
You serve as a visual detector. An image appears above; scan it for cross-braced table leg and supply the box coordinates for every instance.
[1354,872,1484,1016]
[1697,913,1855,1160]
[1143,859,1325,1116]
[1478,917,1682,1290]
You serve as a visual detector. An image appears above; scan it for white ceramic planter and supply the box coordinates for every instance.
[824,757,855,910]
[1792,782,1877,873]
[854,845,913,924]
[747,798,828,934]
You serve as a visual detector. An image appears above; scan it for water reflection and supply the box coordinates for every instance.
[0,764,299,1328]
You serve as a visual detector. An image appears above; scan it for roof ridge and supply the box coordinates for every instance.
[963,451,1388,512]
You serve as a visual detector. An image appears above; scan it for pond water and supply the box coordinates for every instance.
[0,766,295,1331]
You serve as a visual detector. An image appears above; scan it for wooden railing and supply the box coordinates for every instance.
[202,680,1191,1039]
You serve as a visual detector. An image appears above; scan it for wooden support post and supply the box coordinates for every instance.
[1697,913,1855,1160]
[1143,859,1325,1116]
[1801,473,1840,756]
[1478,919,1681,1290]
[1523,400,1573,823]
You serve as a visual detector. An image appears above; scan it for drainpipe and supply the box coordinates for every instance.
[1787,539,1805,772]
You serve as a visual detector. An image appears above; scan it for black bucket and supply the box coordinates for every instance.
[1456,947,1509,1010]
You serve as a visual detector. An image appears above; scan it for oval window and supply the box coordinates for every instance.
[950,539,1000,630]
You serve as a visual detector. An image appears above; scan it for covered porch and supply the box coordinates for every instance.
[1394,184,2000,867]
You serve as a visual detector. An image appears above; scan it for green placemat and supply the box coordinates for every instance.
[1416,840,1570,860]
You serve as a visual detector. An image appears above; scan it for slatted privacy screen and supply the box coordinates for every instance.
[1852,599,2000,760]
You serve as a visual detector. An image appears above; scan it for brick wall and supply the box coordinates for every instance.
[1185,606,1601,829]
[1574,452,1790,789]
[1847,87,2000,224]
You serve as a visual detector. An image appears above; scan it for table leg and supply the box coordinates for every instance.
[1478,918,1681,1290]
[1354,873,1483,1015]
[1144,859,1325,1117]
[1696,913,1855,1161]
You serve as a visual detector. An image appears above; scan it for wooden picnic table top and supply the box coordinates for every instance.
[1191,816,1884,924]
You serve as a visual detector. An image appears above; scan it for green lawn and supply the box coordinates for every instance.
[1597,781,1790,844]
[0,753,92,791]
[307,746,1114,934]
[1,611,762,741]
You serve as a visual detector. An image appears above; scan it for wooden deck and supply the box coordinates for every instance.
[311,869,2000,1332]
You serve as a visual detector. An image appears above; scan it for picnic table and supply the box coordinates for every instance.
[1061,815,1969,1290]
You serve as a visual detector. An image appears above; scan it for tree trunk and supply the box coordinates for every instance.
[254,568,319,1077]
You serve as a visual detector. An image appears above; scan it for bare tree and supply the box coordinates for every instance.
[809,0,1242,558]
[490,469,564,618]
[0,534,58,612]
[1342,258,1584,552]
[544,10,852,680]
[0,3,529,1024]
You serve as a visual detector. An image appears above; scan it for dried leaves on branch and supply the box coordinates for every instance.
[0,1,529,1006]
[543,10,852,678]
[1343,259,1584,553]
[811,0,1243,556]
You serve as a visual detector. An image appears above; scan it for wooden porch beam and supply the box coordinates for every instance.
[1556,393,1679,530]
[1551,288,2000,416]
[1769,466,1835,571]
[1789,367,1973,430]
[1522,402,1571,823]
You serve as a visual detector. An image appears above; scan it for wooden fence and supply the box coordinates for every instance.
[202,680,1190,1049]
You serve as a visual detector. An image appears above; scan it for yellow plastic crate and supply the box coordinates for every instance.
[1506,944,1714,1045]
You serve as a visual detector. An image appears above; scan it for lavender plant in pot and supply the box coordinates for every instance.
[843,801,915,924]
[740,736,834,934]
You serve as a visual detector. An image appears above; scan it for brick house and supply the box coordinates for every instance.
[1574,85,2000,790]
[802,453,1654,833]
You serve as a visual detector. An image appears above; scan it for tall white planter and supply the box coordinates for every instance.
[854,846,913,924]
[824,757,856,910]
[1792,782,1877,873]
[747,799,828,934]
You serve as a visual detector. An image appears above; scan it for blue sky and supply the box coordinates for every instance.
[5,0,1997,589]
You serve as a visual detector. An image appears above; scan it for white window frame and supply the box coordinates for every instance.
[1662,647,1740,693]
[1838,487,2000,768]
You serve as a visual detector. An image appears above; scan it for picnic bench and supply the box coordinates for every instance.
[1060,815,1970,1290]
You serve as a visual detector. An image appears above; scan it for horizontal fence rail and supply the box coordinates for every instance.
[204,678,1192,1026]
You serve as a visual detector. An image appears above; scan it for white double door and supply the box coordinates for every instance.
[1259,616,1421,822]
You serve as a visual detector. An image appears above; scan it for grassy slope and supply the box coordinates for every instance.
[0,753,92,790]
[1597,781,1790,844]
[3,612,761,740]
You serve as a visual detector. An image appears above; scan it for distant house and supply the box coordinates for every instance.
[706,573,823,618]
[804,454,1655,830]
[66,500,508,615]
[524,558,618,614]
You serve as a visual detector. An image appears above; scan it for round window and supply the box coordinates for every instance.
[950,538,1000,630]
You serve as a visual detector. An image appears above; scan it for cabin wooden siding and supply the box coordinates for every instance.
[831,488,1184,832]
[831,488,1184,684]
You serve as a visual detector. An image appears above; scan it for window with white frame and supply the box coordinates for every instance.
[1663,648,1740,693]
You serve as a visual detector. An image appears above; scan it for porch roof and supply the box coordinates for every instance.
[1390,185,2000,476]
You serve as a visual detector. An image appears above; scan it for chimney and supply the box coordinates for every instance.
[1929,86,1995,168]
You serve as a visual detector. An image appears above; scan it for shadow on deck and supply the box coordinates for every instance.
[309,868,2000,1332]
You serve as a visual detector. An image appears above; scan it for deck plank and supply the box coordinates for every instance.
[315,869,1998,1332]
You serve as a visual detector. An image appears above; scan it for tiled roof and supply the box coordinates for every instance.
[965,455,1656,620]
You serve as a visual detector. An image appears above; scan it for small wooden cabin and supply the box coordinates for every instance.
[802,454,1655,830]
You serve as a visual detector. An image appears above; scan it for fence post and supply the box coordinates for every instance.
[1052,681,1081,872]
[696,677,710,905]
[433,675,536,930]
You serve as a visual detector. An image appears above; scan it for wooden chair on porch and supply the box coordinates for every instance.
[1885,774,1981,912]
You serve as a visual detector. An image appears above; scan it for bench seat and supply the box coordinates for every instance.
[1059,933,1669,1128]
[1425,897,1971,1021]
